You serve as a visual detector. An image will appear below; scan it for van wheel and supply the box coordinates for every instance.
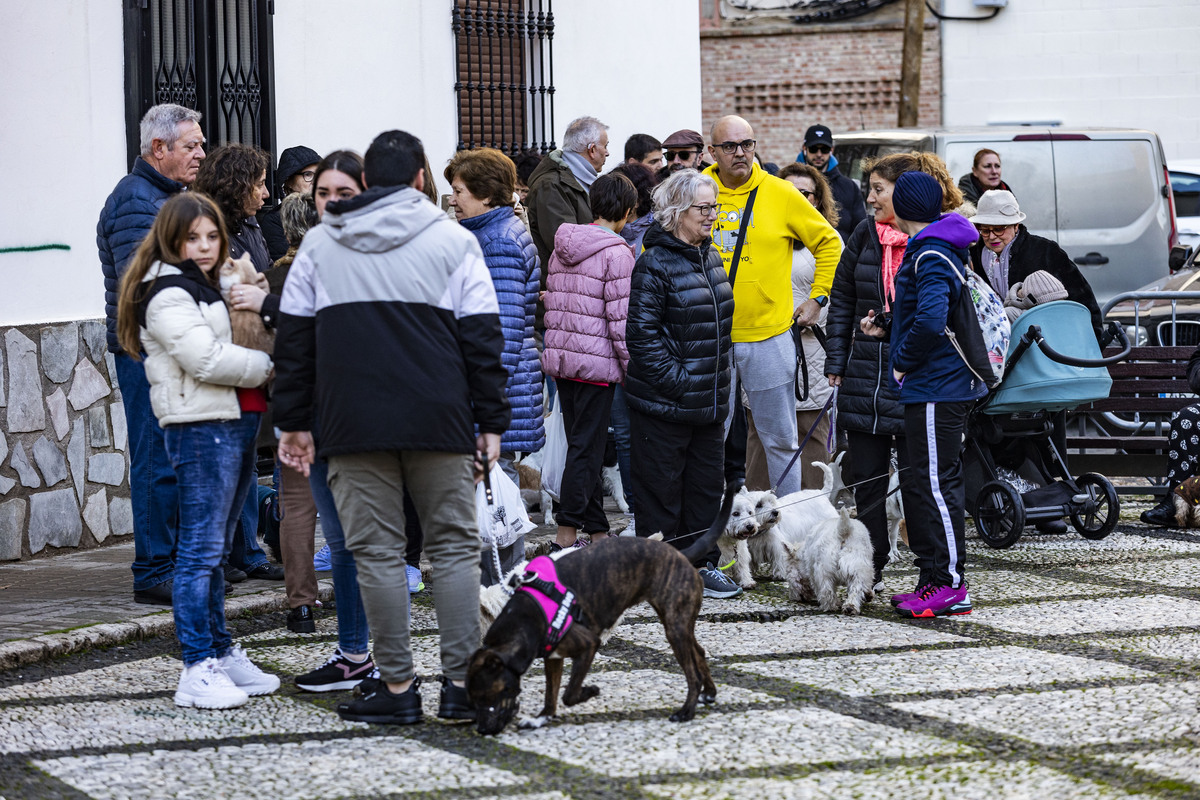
[974,481,1025,549]
[1071,473,1119,540]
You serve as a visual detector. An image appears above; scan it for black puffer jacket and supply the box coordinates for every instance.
[625,222,734,425]
[825,218,905,436]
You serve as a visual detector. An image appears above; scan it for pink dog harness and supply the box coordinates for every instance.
[517,555,583,654]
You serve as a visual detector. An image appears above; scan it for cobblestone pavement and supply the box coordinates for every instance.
[1,503,1200,799]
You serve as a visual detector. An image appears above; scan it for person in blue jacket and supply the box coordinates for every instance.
[862,170,985,619]
[445,148,545,583]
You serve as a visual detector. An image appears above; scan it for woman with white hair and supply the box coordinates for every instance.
[625,169,740,598]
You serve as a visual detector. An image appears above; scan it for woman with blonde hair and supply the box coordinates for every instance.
[116,192,277,709]
[824,150,963,593]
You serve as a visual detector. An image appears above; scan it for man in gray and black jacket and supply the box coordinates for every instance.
[273,129,510,726]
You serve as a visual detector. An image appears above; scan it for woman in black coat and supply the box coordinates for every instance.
[626,169,737,596]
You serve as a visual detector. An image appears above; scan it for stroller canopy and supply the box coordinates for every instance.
[986,300,1112,414]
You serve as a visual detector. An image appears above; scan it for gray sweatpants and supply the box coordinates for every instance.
[327,450,481,683]
[725,330,804,496]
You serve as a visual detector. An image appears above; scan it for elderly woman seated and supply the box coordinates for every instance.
[968,190,1103,341]
[1142,343,1200,527]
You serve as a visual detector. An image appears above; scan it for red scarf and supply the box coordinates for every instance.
[876,222,908,311]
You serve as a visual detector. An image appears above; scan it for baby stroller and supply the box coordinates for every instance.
[963,300,1131,548]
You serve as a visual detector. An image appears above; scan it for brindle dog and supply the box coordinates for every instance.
[468,484,738,735]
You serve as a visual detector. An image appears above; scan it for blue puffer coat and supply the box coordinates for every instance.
[97,158,186,353]
[460,206,545,452]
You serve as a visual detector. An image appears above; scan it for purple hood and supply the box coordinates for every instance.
[912,212,980,250]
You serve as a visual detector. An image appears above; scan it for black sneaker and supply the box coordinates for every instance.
[295,649,376,692]
[224,580,234,595]
[354,666,382,698]
[336,676,423,725]
[699,562,743,599]
[245,563,285,580]
[1140,499,1178,528]
[437,675,475,721]
[287,605,316,634]
[133,580,173,606]
[224,564,248,583]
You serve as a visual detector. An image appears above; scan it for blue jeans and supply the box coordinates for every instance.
[164,413,260,666]
[115,353,179,591]
[610,384,635,512]
[310,456,370,654]
[229,466,270,571]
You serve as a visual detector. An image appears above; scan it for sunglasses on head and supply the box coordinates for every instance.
[666,149,698,162]
[806,144,831,154]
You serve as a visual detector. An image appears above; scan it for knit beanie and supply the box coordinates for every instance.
[1021,270,1069,305]
[892,171,943,223]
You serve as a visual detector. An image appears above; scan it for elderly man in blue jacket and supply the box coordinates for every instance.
[97,103,206,606]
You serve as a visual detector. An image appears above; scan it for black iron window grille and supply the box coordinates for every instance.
[123,0,277,178]
[452,0,555,156]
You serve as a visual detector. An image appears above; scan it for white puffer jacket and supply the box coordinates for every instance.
[139,261,273,427]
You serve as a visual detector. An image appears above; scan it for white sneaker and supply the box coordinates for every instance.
[619,518,636,537]
[175,658,249,709]
[218,644,281,696]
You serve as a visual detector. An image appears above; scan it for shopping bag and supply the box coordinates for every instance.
[476,463,536,550]
[540,394,566,500]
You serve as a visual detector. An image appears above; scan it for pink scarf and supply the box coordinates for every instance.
[876,222,908,311]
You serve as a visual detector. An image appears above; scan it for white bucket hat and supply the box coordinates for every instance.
[973,190,1026,226]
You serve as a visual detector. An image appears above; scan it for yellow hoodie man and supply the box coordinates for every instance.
[705,115,842,497]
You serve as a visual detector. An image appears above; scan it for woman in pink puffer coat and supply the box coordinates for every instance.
[541,173,638,550]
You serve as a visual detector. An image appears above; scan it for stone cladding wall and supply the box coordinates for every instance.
[0,319,132,560]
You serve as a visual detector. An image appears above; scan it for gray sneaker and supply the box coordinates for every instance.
[699,562,743,599]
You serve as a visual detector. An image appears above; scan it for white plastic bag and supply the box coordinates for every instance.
[476,463,536,550]
[540,393,567,501]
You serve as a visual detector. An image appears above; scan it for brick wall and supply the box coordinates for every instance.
[700,22,942,167]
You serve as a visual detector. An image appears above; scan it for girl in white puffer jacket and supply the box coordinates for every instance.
[117,193,277,710]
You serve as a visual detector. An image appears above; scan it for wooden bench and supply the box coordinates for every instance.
[1066,345,1195,494]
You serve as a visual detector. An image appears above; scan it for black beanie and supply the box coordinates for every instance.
[892,171,943,223]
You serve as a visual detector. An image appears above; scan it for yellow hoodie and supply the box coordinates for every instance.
[704,162,842,343]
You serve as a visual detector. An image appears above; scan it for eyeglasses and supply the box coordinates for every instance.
[976,225,1012,237]
[805,144,831,154]
[714,139,756,155]
[690,203,720,217]
[798,189,816,200]
[297,170,316,182]
[666,149,699,162]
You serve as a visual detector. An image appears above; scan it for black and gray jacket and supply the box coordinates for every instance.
[624,222,734,425]
[825,218,905,436]
[272,185,510,458]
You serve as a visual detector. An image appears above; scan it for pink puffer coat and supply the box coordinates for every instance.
[541,223,633,384]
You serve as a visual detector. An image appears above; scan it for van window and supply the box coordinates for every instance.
[1054,139,1157,229]
[944,141,1056,234]
[1170,170,1200,217]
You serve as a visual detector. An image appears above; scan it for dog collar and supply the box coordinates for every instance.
[517,555,583,654]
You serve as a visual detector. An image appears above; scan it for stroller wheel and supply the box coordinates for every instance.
[1070,473,1119,540]
[974,481,1025,549]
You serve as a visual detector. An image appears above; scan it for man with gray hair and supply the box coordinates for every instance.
[526,115,609,277]
[97,103,206,606]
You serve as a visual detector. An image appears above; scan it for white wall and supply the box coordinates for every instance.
[552,0,702,170]
[940,0,1200,160]
[0,1,125,327]
[0,0,700,328]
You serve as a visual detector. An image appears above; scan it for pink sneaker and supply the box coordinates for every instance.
[895,583,972,618]
[890,587,924,608]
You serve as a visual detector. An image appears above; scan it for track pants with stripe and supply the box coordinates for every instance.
[903,401,971,589]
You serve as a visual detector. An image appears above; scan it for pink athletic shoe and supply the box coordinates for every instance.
[895,583,972,618]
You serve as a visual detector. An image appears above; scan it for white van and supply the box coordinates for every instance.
[831,127,1178,302]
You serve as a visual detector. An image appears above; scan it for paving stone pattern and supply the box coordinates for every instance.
[0,515,1198,799]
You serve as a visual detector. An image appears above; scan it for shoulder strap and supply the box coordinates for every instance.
[913,249,964,283]
[726,187,758,288]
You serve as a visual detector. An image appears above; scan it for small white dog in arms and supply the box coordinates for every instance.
[719,464,841,589]
[783,507,876,614]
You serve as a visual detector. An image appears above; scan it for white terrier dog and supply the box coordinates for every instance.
[782,507,875,615]
[719,463,840,589]
[601,464,630,514]
[885,469,907,563]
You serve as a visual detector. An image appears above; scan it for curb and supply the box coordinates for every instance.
[0,580,336,671]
